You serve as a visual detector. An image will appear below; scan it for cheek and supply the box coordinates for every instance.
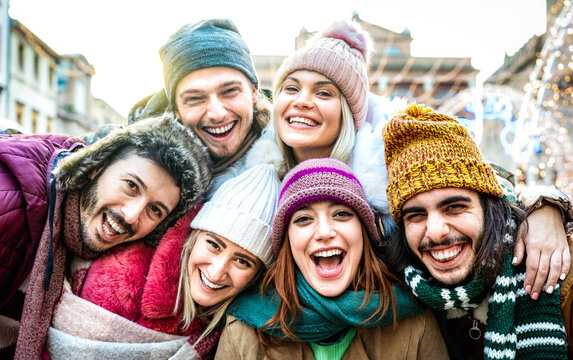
[231,270,257,292]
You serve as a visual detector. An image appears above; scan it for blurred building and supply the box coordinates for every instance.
[253,13,478,107]
[0,0,124,136]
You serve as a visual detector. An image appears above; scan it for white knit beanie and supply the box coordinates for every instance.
[191,163,280,267]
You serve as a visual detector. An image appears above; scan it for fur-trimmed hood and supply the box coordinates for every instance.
[53,114,213,246]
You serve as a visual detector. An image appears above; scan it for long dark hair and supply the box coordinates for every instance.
[382,192,526,287]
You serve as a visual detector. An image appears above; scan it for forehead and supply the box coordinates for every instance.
[103,152,169,179]
[177,66,252,90]
[403,188,480,208]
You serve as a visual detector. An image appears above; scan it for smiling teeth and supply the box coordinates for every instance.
[314,249,342,258]
[430,246,462,261]
[205,122,234,134]
[107,216,125,234]
[200,271,224,290]
[289,117,318,127]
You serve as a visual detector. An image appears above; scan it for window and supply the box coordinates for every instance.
[47,116,53,132]
[31,109,38,133]
[18,42,24,71]
[34,53,39,80]
[15,102,24,126]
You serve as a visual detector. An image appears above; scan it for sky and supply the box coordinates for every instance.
[8,0,547,117]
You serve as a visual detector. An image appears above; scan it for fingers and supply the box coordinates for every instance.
[523,248,541,299]
[512,230,526,266]
[561,246,571,281]
[541,250,563,296]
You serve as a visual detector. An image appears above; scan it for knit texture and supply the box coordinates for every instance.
[404,221,567,360]
[191,164,280,266]
[271,158,379,258]
[160,18,259,109]
[228,270,425,343]
[384,104,503,222]
[273,20,370,129]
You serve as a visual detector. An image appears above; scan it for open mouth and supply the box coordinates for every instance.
[311,249,345,274]
[428,244,464,262]
[102,213,126,237]
[204,121,236,138]
[288,116,318,127]
[200,270,225,290]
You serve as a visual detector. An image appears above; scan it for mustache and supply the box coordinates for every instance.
[418,234,472,253]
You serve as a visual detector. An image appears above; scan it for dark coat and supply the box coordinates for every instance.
[0,133,84,310]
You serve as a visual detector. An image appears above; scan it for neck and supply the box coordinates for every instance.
[292,146,333,163]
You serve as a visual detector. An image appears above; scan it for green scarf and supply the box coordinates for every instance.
[405,248,567,359]
[228,270,425,344]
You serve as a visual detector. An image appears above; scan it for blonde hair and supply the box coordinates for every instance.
[176,229,265,341]
[273,91,356,173]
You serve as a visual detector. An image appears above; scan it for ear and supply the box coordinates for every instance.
[251,85,258,105]
[174,109,181,120]
[89,166,104,181]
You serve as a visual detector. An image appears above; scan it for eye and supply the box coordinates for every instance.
[446,204,466,214]
[282,84,299,94]
[222,86,241,96]
[235,257,253,269]
[333,209,354,219]
[292,214,312,225]
[123,179,139,194]
[183,95,205,105]
[147,204,163,220]
[206,239,221,252]
[404,213,425,223]
[316,89,333,97]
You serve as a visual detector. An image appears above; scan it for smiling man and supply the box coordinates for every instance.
[128,19,270,180]
[0,114,212,359]
[383,104,569,360]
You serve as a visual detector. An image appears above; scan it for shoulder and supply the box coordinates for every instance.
[215,315,261,359]
[356,310,448,359]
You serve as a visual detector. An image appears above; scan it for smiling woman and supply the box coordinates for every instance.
[215,158,449,360]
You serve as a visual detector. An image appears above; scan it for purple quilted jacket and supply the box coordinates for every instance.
[0,133,84,310]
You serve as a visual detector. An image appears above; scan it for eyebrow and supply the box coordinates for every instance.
[437,195,473,208]
[207,233,257,264]
[284,76,337,88]
[128,172,171,214]
[402,195,473,216]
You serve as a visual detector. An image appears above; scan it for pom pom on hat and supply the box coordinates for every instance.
[273,20,371,129]
[383,103,504,223]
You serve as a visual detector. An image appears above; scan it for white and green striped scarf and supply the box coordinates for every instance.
[404,230,567,359]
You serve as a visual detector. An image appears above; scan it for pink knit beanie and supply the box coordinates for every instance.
[271,158,379,258]
[273,20,371,129]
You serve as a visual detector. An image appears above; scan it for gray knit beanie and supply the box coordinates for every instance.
[160,18,259,110]
[191,163,280,267]
[54,114,213,246]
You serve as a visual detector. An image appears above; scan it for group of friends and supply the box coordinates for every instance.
[1,18,573,360]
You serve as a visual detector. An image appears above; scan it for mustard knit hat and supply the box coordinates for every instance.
[273,20,370,129]
[384,104,503,222]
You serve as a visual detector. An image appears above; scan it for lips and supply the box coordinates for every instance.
[204,121,236,138]
[311,248,345,277]
[288,116,318,127]
[200,270,225,290]
[102,213,126,237]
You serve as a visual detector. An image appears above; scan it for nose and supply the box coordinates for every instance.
[208,256,230,283]
[121,198,146,225]
[293,89,314,110]
[206,95,227,121]
[313,217,336,241]
[424,213,450,242]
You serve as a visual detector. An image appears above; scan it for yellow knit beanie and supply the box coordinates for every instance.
[384,104,503,222]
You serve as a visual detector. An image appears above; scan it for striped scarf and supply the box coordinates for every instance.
[404,231,567,359]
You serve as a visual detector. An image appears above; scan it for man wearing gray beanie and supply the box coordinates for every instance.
[127,18,271,177]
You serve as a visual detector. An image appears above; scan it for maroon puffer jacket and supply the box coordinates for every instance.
[0,133,84,310]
